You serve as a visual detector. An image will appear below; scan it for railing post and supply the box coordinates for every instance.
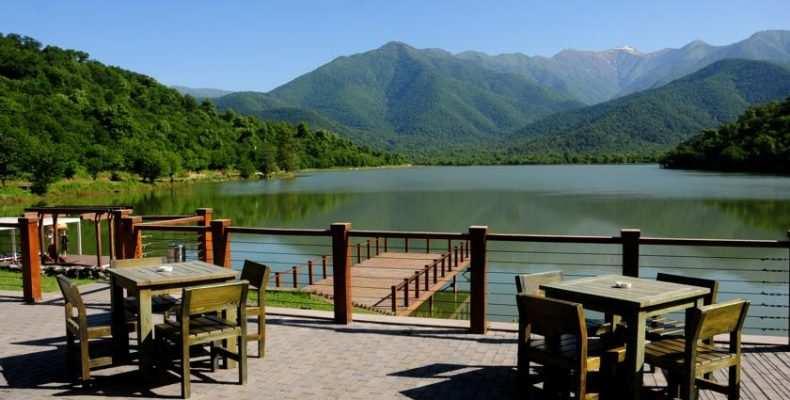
[196,208,213,263]
[621,229,641,277]
[424,265,430,290]
[375,238,380,255]
[391,285,397,314]
[384,237,388,252]
[322,255,328,279]
[356,243,361,264]
[404,237,409,253]
[403,279,409,307]
[292,266,298,288]
[454,246,459,267]
[433,262,438,284]
[112,209,132,259]
[331,222,352,324]
[211,219,231,268]
[19,216,42,303]
[275,272,281,288]
[126,216,143,258]
[414,272,420,298]
[786,230,789,347]
[469,225,488,334]
[426,238,430,253]
[308,260,314,285]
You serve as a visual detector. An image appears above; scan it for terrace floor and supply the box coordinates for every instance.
[0,284,788,399]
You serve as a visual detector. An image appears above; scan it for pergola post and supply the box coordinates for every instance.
[19,216,42,303]
[196,208,213,263]
[469,225,488,334]
[331,223,352,324]
[211,219,232,268]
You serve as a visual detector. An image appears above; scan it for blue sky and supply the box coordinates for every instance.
[1,1,788,91]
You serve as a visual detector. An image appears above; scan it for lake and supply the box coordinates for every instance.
[5,165,790,333]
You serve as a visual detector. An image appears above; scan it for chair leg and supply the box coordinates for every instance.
[728,364,740,400]
[181,342,191,399]
[258,313,265,358]
[79,334,91,383]
[239,334,247,385]
[575,370,586,400]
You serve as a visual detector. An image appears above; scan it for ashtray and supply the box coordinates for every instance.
[613,281,632,289]
[157,265,174,273]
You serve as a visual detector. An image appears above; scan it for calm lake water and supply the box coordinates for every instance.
[6,165,790,333]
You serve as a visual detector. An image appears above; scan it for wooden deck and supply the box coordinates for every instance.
[306,251,471,315]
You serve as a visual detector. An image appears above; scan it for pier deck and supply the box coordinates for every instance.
[306,251,471,315]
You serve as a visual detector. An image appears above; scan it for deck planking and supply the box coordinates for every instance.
[306,251,470,315]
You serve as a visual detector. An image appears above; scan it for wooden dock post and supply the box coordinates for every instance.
[19,216,42,303]
[366,240,371,259]
[414,272,420,298]
[292,266,298,288]
[426,238,430,253]
[391,285,397,314]
[211,219,231,268]
[403,278,410,307]
[322,255,327,279]
[356,243,361,264]
[621,229,641,277]
[375,238,380,256]
[424,265,430,291]
[308,260,314,285]
[404,237,409,253]
[275,272,281,288]
[384,237,388,252]
[469,225,488,334]
[331,223,352,324]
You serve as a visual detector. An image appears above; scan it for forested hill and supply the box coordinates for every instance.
[661,98,790,173]
[0,34,402,193]
[506,59,790,159]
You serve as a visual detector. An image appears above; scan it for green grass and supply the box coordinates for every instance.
[0,269,97,292]
[410,290,470,319]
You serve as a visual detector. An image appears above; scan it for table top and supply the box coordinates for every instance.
[108,260,237,289]
[540,274,710,310]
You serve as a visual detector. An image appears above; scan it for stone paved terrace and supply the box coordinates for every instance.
[1,284,788,399]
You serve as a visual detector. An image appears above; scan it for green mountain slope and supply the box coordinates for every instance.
[506,59,790,158]
[171,85,232,99]
[218,42,582,150]
[0,33,402,192]
[661,98,790,172]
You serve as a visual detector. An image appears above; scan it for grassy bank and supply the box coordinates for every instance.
[0,269,95,292]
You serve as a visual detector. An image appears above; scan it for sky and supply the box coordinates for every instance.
[1,1,788,92]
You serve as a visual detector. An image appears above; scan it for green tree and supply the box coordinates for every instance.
[276,128,299,172]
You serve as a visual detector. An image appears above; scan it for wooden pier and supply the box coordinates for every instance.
[306,250,470,316]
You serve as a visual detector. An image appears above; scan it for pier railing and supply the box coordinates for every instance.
[8,206,789,342]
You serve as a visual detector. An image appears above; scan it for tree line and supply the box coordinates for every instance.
[0,33,403,194]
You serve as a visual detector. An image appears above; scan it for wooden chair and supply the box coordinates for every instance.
[239,260,271,358]
[645,299,750,400]
[111,256,179,313]
[56,275,133,382]
[155,281,249,399]
[515,271,611,336]
[647,273,719,340]
[516,294,624,399]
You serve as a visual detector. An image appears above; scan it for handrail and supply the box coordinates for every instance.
[135,224,206,233]
[140,215,195,221]
[640,236,790,248]
[350,230,468,240]
[136,215,204,226]
[488,233,621,244]
[228,227,330,236]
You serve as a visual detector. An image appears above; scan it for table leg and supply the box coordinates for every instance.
[624,311,647,400]
[110,276,129,361]
[136,289,154,378]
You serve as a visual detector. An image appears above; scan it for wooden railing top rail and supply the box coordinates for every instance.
[350,230,468,240]
[488,233,621,244]
[136,215,204,227]
[640,236,790,248]
[140,215,195,221]
[227,227,330,236]
[134,224,207,233]
[25,206,132,213]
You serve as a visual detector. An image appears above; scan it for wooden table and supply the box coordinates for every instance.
[540,274,710,400]
[108,260,237,377]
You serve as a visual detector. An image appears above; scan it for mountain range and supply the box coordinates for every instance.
[196,30,790,159]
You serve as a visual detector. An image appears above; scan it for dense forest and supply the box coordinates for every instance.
[0,34,402,194]
[660,98,790,173]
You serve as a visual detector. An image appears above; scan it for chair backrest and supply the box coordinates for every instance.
[182,281,249,317]
[56,274,85,313]
[689,299,750,341]
[111,256,166,269]
[657,273,719,305]
[515,271,563,296]
[517,294,586,339]
[240,260,271,291]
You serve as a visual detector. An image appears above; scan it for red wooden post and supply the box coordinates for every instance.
[414,272,420,298]
[275,272,281,288]
[322,255,328,279]
[211,219,231,268]
[292,266,298,288]
[403,279,410,307]
[125,215,143,259]
[196,208,213,263]
[454,246,459,267]
[469,225,488,334]
[404,237,409,253]
[441,256,446,277]
[433,262,438,284]
[375,238,380,255]
[356,243,361,264]
[424,265,430,290]
[308,260,314,285]
[19,216,42,303]
[366,239,371,259]
[621,229,641,277]
[391,285,397,314]
[331,223,352,324]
